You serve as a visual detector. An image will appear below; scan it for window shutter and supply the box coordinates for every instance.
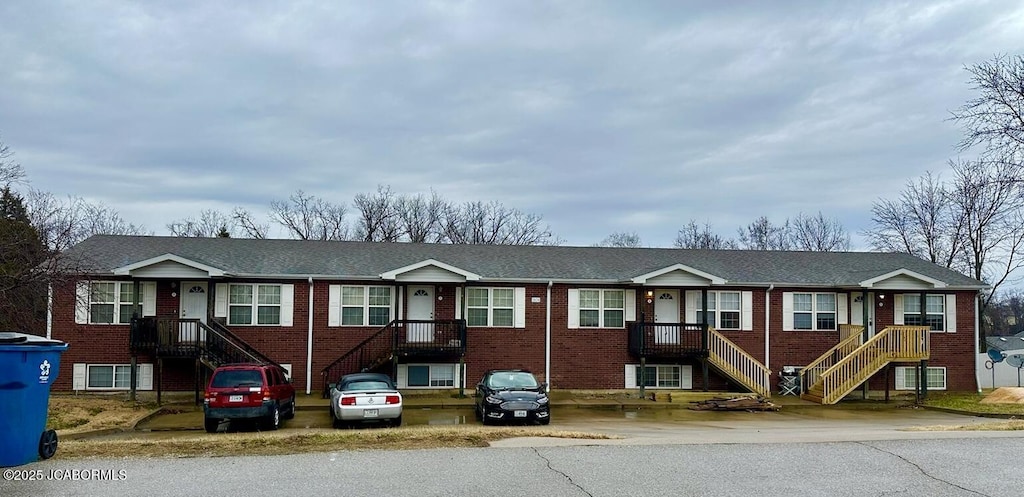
[893,294,904,325]
[454,363,463,390]
[514,287,526,328]
[389,286,397,321]
[624,364,636,389]
[625,290,636,322]
[455,287,463,320]
[685,291,699,323]
[73,363,86,390]
[139,364,154,390]
[328,285,340,326]
[567,289,580,329]
[895,367,909,390]
[945,294,957,333]
[75,281,89,324]
[782,292,794,331]
[142,282,157,317]
[214,283,228,318]
[396,364,408,389]
[837,293,848,325]
[741,291,753,331]
[280,284,294,327]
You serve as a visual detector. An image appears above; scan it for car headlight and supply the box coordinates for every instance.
[485,395,503,405]
[536,396,549,405]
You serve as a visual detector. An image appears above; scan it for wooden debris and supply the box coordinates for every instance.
[689,396,779,411]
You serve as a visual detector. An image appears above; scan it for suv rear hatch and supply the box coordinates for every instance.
[206,369,267,408]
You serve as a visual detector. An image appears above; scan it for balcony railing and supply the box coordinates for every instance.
[628,322,708,358]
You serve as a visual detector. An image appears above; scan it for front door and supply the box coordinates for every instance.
[654,289,680,344]
[179,281,208,343]
[407,285,435,342]
[850,292,876,338]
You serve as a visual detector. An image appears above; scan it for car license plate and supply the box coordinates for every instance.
[363,409,378,418]
[229,395,243,402]
[514,410,527,418]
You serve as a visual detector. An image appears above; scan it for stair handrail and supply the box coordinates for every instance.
[202,320,278,366]
[320,320,396,396]
[818,325,930,404]
[800,325,864,393]
[707,327,772,397]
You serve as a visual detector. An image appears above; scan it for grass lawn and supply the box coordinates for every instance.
[921,391,1024,416]
[47,394,158,434]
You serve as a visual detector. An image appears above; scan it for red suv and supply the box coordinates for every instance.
[203,363,296,432]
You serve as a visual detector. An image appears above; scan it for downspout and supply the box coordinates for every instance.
[764,284,773,370]
[975,292,981,393]
[545,280,552,392]
[306,276,314,395]
[46,282,53,340]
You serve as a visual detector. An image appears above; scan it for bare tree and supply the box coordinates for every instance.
[269,190,350,241]
[673,220,737,250]
[790,212,850,252]
[596,231,643,248]
[25,190,148,251]
[737,216,793,251]
[168,209,237,238]
[0,136,25,187]
[231,207,269,239]
[950,54,1024,164]
[440,200,555,245]
[395,191,446,243]
[353,185,402,242]
[864,172,964,268]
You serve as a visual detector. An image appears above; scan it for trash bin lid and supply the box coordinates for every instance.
[0,331,64,346]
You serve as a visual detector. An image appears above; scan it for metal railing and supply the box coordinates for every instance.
[129,317,276,368]
[628,322,707,357]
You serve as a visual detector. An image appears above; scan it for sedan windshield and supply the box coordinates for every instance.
[487,372,538,389]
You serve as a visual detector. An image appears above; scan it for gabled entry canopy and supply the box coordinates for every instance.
[859,268,948,290]
[630,263,727,286]
[112,253,228,279]
[380,259,481,283]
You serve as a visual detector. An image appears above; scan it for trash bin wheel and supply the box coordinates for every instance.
[39,429,58,460]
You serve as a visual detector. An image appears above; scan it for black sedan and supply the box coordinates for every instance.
[475,370,550,425]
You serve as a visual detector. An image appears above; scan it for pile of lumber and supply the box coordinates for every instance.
[689,396,779,411]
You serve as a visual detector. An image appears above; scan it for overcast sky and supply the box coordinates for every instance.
[2,1,1022,247]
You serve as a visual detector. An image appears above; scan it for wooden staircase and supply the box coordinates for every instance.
[801,326,930,404]
[707,327,772,397]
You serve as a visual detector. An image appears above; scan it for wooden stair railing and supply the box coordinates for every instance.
[707,327,772,397]
[320,321,396,397]
[802,326,930,404]
[799,325,865,394]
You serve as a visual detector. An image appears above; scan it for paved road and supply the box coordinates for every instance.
[3,436,1020,497]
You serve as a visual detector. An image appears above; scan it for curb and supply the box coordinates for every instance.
[58,405,168,441]
[917,404,1022,419]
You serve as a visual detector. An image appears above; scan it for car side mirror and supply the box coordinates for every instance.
[540,383,549,392]
[328,382,336,391]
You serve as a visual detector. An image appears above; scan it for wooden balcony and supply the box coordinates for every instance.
[628,322,708,358]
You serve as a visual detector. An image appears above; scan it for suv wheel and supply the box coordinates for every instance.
[204,417,220,433]
[282,395,296,420]
[264,404,280,431]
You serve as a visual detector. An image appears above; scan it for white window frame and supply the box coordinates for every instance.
[695,291,742,330]
[339,285,393,327]
[902,294,945,332]
[87,281,139,325]
[465,287,515,327]
[228,283,283,326]
[402,364,458,389]
[636,364,682,388]
[895,366,947,391]
[578,289,625,328]
[86,364,137,390]
[791,292,837,331]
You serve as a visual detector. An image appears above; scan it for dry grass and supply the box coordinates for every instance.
[921,391,1024,416]
[56,426,618,459]
[906,420,1024,432]
[47,395,158,434]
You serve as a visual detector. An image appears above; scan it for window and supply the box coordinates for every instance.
[88,282,139,324]
[407,364,455,387]
[895,366,946,391]
[792,293,836,331]
[579,289,625,328]
[87,365,133,389]
[466,288,514,327]
[694,291,741,330]
[228,284,282,325]
[635,365,682,388]
[903,295,945,331]
[339,286,392,326]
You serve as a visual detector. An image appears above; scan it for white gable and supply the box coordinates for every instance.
[380,259,480,283]
[860,269,946,290]
[631,263,725,285]
[112,253,226,278]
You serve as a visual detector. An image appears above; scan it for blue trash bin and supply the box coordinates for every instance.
[0,332,69,467]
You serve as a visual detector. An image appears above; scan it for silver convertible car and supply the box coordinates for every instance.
[329,373,403,428]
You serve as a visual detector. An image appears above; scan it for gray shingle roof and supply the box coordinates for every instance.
[986,331,1024,352]
[63,235,986,289]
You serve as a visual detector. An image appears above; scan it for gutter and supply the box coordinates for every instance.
[765,284,773,369]
[306,276,314,395]
[545,280,552,392]
[975,292,981,393]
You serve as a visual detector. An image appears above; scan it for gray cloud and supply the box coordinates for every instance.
[1,0,1022,247]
